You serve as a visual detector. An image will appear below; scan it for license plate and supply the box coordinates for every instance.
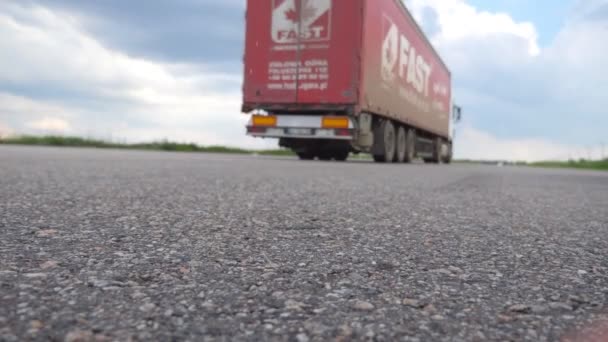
[287,128,313,136]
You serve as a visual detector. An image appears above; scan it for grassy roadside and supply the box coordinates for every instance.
[2,135,606,170]
[530,160,608,171]
[0,135,294,156]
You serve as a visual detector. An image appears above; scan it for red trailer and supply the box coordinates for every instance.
[242,0,459,163]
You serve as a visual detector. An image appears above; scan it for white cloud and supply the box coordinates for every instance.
[0,1,276,149]
[406,0,540,56]
[405,0,608,159]
[0,122,14,138]
[0,92,72,119]
[455,126,605,162]
[27,117,72,133]
[1,0,606,159]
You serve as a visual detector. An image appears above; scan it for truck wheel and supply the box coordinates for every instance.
[318,150,332,161]
[297,151,315,160]
[333,151,349,162]
[395,126,407,163]
[430,138,442,164]
[372,120,396,163]
[404,129,416,163]
[443,142,453,164]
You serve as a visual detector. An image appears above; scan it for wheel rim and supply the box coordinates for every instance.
[435,139,442,163]
[405,129,415,162]
[396,128,406,162]
[384,122,395,162]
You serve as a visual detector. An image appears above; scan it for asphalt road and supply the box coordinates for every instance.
[1,146,607,342]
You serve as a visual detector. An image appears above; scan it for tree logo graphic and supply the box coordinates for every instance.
[272,0,332,44]
[285,0,317,24]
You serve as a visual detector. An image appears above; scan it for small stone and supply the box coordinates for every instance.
[264,324,273,330]
[531,305,548,314]
[201,301,216,309]
[285,299,305,311]
[36,229,58,237]
[435,268,453,276]
[164,309,174,317]
[296,333,310,342]
[577,270,588,276]
[353,300,374,311]
[298,263,306,267]
[569,295,590,304]
[139,303,156,312]
[30,320,43,329]
[304,322,328,336]
[197,291,205,298]
[23,273,47,279]
[90,279,109,288]
[261,272,275,280]
[132,292,146,299]
[497,314,516,323]
[507,304,530,314]
[448,266,463,274]
[474,331,486,340]
[40,261,58,269]
[101,286,121,291]
[423,304,437,315]
[403,298,421,307]
[65,330,93,342]
[431,314,445,320]
[337,324,353,338]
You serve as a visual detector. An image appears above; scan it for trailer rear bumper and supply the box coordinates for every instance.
[246,115,354,140]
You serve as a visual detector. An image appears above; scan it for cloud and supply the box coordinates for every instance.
[456,126,605,162]
[0,122,14,137]
[0,1,276,149]
[1,0,606,160]
[27,117,72,133]
[0,92,75,135]
[405,0,608,155]
[406,0,540,56]
[28,0,246,65]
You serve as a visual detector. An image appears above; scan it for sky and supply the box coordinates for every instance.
[0,0,607,161]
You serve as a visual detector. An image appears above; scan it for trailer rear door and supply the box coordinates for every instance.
[243,0,362,108]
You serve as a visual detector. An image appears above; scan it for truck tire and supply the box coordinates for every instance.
[404,129,416,163]
[333,151,349,162]
[443,142,453,164]
[429,137,442,164]
[395,126,407,163]
[297,151,315,160]
[372,120,396,163]
[318,150,332,161]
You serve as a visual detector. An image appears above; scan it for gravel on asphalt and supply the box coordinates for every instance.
[1,146,607,341]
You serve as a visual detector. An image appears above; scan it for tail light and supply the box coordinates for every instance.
[252,115,277,127]
[322,116,350,129]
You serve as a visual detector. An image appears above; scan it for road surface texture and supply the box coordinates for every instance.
[1,146,607,342]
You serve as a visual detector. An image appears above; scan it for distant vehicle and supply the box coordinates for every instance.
[242,0,461,163]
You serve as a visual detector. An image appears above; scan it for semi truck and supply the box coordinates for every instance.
[242,0,460,163]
